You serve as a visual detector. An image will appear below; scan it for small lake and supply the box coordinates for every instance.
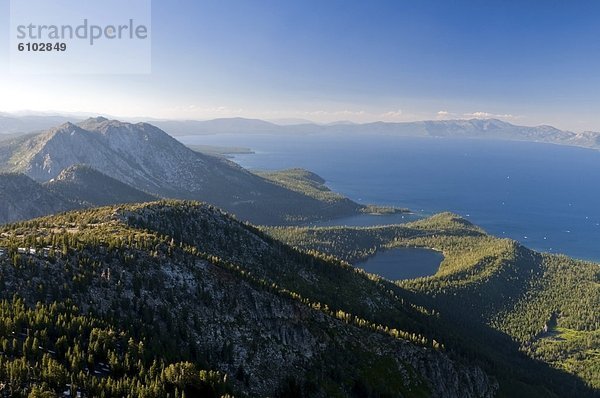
[356,247,443,280]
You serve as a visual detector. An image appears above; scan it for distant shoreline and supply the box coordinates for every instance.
[186,144,255,158]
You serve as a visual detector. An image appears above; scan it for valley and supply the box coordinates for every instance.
[265,214,600,393]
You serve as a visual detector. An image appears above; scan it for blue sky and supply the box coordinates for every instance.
[1,0,600,130]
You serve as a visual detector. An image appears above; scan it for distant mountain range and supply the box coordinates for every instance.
[3,113,600,150]
[149,117,600,150]
[0,113,78,135]
[0,117,369,224]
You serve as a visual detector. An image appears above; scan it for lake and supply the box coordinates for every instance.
[356,247,444,280]
[178,133,600,262]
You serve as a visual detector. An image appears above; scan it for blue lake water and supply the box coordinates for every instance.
[356,248,444,280]
[178,133,600,262]
[306,212,422,227]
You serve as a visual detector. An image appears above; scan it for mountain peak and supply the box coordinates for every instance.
[57,121,78,130]
[43,121,88,139]
[54,164,98,181]
[86,116,108,123]
[77,116,116,131]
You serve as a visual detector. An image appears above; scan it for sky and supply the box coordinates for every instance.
[1,0,600,131]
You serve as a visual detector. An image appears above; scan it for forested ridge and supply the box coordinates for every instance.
[0,203,596,397]
[0,202,499,397]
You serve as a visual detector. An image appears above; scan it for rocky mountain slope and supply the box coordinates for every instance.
[45,164,157,206]
[0,173,77,224]
[0,201,497,397]
[1,118,364,224]
[0,165,161,225]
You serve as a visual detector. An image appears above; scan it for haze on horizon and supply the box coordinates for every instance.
[1,0,600,132]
